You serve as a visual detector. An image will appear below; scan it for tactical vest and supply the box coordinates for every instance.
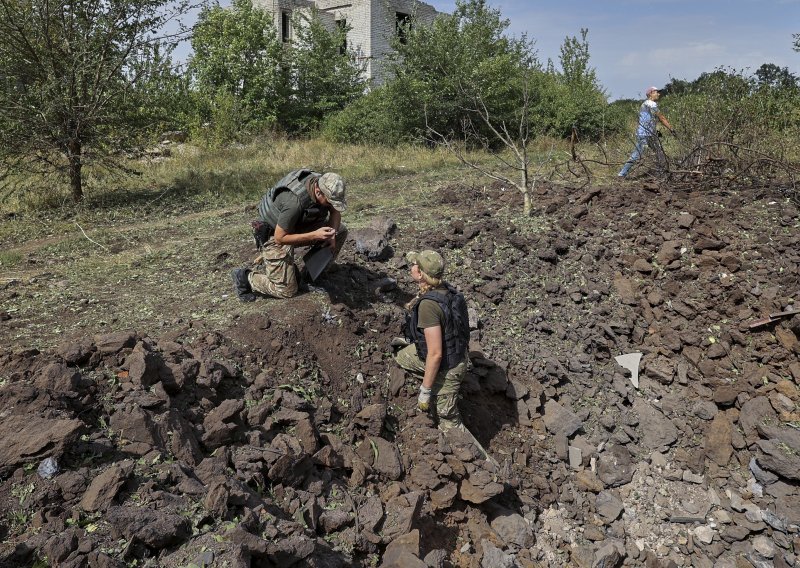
[405,284,470,370]
[258,169,328,230]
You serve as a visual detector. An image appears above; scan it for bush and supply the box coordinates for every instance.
[666,68,800,152]
[322,88,409,146]
[532,72,625,140]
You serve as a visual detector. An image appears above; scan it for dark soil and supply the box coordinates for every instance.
[0,177,798,568]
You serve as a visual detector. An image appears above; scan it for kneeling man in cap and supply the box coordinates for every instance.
[232,169,347,301]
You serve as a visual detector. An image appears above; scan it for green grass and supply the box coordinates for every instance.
[0,250,22,269]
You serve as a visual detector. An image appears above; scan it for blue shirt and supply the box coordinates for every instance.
[636,99,659,137]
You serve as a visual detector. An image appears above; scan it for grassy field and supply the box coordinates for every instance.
[1,138,564,350]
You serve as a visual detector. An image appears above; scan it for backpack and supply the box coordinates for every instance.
[406,284,470,370]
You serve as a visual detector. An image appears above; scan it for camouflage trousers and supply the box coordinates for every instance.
[393,344,467,432]
[249,223,347,299]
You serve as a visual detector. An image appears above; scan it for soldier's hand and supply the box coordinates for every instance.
[314,227,336,242]
[418,386,432,412]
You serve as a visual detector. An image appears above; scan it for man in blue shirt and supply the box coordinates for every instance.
[618,86,674,177]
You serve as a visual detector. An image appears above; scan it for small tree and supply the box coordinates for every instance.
[189,0,285,139]
[427,67,542,215]
[755,63,799,90]
[533,29,612,139]
[0,0,196,202]
[279,9,366,134]
[125,44,192,136]
[386,0,533,143]
[425,26,611,216]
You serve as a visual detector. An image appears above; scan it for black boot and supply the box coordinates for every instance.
[231,268,256,302]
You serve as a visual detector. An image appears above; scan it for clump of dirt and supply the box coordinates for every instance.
[0,178,798,568]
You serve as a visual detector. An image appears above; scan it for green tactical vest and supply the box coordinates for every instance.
[258,169,328,229]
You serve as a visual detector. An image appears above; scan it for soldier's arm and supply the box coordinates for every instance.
[422,325,443,389]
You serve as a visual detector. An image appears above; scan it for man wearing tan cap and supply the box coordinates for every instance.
[232,169,347,301]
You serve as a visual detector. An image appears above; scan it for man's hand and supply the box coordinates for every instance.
[418,386,432,412]
[313,226,336,242]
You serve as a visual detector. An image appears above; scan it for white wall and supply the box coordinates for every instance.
[369,0,438,85]
[255,0,440,85]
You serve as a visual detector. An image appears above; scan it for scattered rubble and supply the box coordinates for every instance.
[0,180,798,567]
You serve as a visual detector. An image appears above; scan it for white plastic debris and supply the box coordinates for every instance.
[614,352,643,388]
[37,457,59,479]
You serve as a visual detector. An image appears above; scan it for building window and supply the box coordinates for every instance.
[281,11,291,43]
[336,19,347,54]
[396,12,410,44]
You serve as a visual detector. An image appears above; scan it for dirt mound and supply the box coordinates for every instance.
[0,180,798,567]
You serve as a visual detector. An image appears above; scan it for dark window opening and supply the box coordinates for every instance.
[396,12,410,44]
[281,11,291,42]
[336,19,347,54]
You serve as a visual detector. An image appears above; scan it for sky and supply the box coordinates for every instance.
[424,0,800,100]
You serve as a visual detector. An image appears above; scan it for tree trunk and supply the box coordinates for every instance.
[68,139,83,202]
[522,191,531,216]
[522,168,531,216]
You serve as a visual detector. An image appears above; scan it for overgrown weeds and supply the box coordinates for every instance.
[1,138,464,217]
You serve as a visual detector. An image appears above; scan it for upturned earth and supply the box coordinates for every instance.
[0,176,799,568]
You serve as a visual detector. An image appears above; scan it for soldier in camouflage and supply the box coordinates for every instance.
[232,170,347,301]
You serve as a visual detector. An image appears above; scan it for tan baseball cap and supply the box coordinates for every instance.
[317,173,347,212]
[406,250,445,279]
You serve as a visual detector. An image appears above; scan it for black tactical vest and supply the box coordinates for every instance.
[405,284,470,370]
[258,169,328,230]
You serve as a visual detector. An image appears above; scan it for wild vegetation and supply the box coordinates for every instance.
[0,0,797,210]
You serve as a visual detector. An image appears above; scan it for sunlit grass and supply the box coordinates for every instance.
[0,250,22,269]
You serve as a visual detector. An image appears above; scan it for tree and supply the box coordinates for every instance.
[386,0,535,143]
[125,44,192,136]
[661,78,692,96]
[425,28,612,216]
[189,0,285,137]
[427,67,542,215]
[559,28,596,86]
[411,0,543,215]
[0,0,196,202]
[534,28,611,139]
[755,63,798,90]
[279,9,366,134]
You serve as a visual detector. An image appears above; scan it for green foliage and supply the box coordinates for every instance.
[189,0,285,141]
[189,2,364,140]
[191,90,255,148]
[660,67,800,180]
[124,45,192,136]
[384,0,536,143]
[321,83,417,146]
[279,10,366,134]
[559,29,596,86]
[665,67,800,147]
[755,63,799,90]
[0,0,194,202]
[325,2,617,146]
[533,29,621,139]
